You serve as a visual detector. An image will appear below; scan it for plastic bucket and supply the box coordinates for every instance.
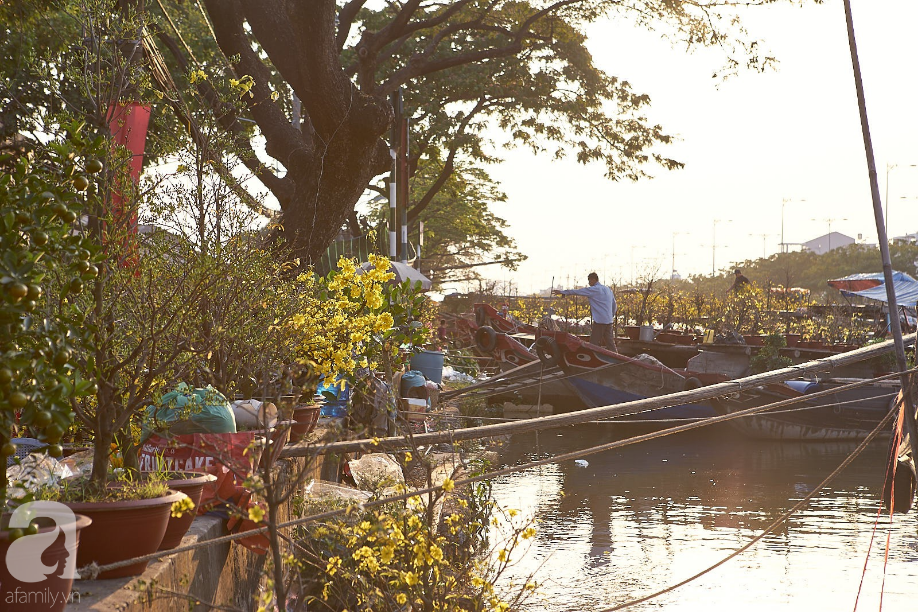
[410,350,444,384]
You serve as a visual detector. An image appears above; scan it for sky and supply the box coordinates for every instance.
[475,0,918,295]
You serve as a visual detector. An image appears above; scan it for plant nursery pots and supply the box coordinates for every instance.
[624,326,640,341]
[159,472,218,550]
[743,335,766,346]
[784,334,801,347]
[0,512,92,611]
[289,404,322,443]
[64,490,186,578]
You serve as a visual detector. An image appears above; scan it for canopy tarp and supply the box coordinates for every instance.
[828,271,918,305]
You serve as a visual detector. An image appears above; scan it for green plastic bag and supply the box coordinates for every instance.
[142,382,237,441]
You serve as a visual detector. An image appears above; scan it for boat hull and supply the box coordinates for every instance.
[711,380,897,441]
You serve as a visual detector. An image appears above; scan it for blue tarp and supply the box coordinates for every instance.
[829,271,918,306]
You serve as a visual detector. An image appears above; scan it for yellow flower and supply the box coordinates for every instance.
[380,545,395,563]
[248,505,265,523]
[404,451,412,463]
[396,593,407,604]
[170,495,195,518]
[497,549,508,562]
[405,571,419,586]
[508,508,519,517]
[429,544,443,562]
[325,556,341,576]
[522,527,537,539]
[441,477,455,493]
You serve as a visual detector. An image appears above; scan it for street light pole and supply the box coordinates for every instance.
[781,197,805,254]
[749,233,775,259]
[812,217,848,251]
[885,163,917,235]
[712,219,731,276]
[671,232,683,279]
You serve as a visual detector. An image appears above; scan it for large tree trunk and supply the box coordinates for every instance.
[204,0,392,266]
[282,131,390,264]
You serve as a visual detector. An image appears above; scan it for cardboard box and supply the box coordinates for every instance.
[399,397,428,422]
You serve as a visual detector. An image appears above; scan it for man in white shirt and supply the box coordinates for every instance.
[552,272,617,351]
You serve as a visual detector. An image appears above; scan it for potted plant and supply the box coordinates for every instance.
[159,471,216,550]
[40,475,187,578]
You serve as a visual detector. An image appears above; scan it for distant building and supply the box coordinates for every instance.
[891,231,918,245]
[800,232,855,255]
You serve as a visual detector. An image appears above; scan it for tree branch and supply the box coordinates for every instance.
[206,0,313,173]
[336,0,369,51]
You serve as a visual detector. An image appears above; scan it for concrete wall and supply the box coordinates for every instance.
[68,452,329,611]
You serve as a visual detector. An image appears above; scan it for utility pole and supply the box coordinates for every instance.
[671,232,683,279]
[388,90,400,261]
[417,221,424,272]
[781,198,805,253]
[749,233,775,259]
[712,219,731,276]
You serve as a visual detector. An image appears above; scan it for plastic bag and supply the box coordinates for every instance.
[142,382,236,440]
[6,455,75,495]
[347,453,405,491]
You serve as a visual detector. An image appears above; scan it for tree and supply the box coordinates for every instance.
[370,156,525,285]
[143,0,781,264]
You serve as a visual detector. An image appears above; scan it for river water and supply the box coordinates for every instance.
[489,422,918,612]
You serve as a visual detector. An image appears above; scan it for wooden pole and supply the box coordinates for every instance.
[842,0,918,463]
[282,334,916,457]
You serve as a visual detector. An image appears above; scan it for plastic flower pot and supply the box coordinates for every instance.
[64,489,186,578]
[0,512,92,611]
[159,472,218,550]
[289,404,322,443]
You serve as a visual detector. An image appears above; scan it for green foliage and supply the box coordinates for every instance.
[293,491,536,611]
[40,473,171,504]
[749,333,793,374]
[730,243,918,299]
[0,128,101,492]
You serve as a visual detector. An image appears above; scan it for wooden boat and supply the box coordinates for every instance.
[530,328,717,420]
[471,312,716,422]
[472,324,583,408]
[709,378,899,441]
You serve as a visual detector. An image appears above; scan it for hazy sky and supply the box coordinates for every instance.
[478,0,918,294]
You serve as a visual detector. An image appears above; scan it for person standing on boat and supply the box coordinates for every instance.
[552,272,617,350]
[729,268,750,292]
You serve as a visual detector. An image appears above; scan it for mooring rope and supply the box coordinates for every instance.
[282,367,918,458]
[77,373,911,579]
[595,405,897,612]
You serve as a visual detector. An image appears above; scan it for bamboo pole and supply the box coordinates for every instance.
[281,334,916,457]
[842,0,918,462]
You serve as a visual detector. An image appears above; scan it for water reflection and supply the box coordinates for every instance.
[491,424,917,612]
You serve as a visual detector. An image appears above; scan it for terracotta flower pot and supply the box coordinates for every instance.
[64,490,186,578]
[240,422,293,468]
[289,404,322,443]
[159,472,218,551]
[0,512,91,611]
[743,335,765,346]
[784,333,801,347]
[624,326,640,341]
